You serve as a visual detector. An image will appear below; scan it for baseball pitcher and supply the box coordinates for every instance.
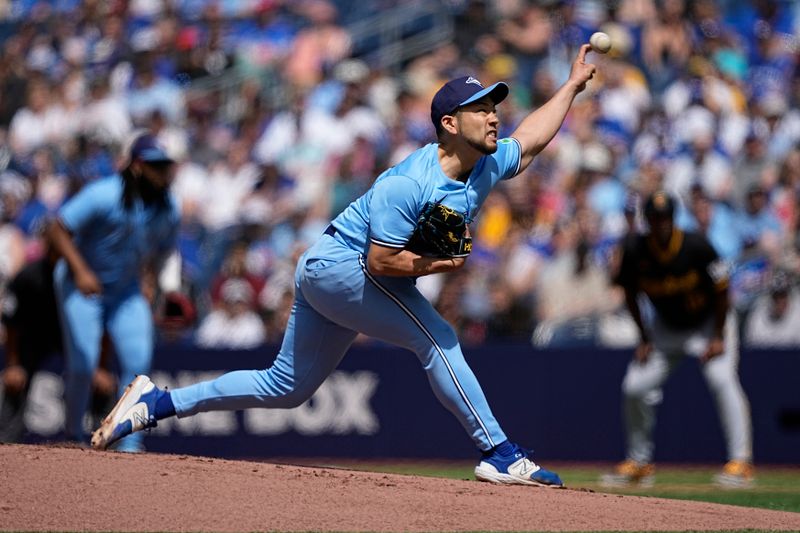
[91,45,598,486]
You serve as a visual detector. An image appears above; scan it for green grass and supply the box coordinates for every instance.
[324,461,800,514]
[561,466,800,513]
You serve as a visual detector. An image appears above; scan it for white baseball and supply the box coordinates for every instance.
[589,31,612,54]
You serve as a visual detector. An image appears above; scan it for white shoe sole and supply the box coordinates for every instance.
[474,465,562,488]
[91,375,152,450]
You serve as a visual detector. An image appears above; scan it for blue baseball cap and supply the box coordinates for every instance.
[430,76,509,130]
[130,133,174,164]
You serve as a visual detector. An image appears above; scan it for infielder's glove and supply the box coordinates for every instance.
[405,200,472,258]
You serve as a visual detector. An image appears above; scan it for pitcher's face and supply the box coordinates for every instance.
[455,97,500,155]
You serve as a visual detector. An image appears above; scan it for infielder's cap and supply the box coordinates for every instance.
[431,76,509,129]
[130,133,174,164]
[643,190,675,219]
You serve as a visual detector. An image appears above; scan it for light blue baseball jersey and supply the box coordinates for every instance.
[331,139,522,254]
[58,175,179,292]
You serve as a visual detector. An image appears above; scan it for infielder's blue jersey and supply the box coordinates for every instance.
[331,139,522,254]
[58,175,179,291]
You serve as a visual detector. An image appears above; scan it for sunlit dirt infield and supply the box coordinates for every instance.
[2,443,800,532]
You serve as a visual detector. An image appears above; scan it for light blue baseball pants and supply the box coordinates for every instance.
[171,233,507,451]
[54,262,153,451]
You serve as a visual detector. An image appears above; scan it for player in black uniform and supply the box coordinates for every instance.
[600,191,754,488]
[1,248,63,442]
[1,245,115,442]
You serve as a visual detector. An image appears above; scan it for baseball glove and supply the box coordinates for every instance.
[405,200,472,258]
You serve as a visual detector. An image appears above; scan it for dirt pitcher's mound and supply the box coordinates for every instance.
[1,444,799,532]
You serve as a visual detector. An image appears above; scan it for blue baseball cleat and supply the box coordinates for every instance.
[91,375,159,451]
[474,443,563,487]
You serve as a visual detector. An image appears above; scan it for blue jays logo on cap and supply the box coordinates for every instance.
[430,76,510,130]
[130,133,174,164]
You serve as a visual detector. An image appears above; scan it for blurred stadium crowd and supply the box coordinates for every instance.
[1,0,800,350]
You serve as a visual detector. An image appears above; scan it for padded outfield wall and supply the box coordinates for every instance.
[2,343,798,463]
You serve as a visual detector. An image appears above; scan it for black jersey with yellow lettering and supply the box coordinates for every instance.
[615,229,729,330]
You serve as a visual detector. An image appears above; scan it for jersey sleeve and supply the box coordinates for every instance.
[493,137,522,180]
[368,175,422,248]
[696,235,730,289]
[58,180,114,234]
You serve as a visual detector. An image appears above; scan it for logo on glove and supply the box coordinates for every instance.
[438,204,457,221]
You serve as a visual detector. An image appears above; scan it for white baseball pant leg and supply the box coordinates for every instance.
[621,312,752,464]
